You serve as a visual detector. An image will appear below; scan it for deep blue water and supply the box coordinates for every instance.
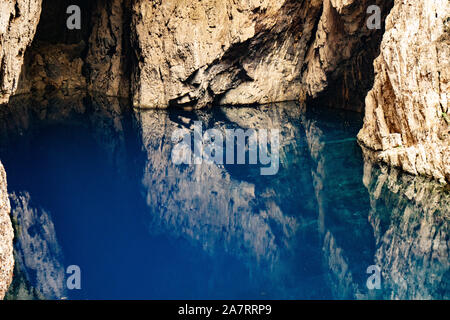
[0,95,448,300]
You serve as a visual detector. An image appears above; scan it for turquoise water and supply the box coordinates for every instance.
[0,94,448,300]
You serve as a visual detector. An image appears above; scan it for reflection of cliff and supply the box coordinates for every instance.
[299,104,376,299]
[6,192,66,299]
[301,101,450,299]
[0,91,136,299]
[362,149,450,300]
[135,102,322,295]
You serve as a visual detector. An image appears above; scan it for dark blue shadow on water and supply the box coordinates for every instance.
[0,93,448,300]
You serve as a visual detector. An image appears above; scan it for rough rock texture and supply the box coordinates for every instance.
[1,0,391,110]
[130,0,391,109]
[358,0,450,183]
[16,42,87,94]
[130,0,314,108]
[0,0,42,104]
[0,161,13,300]
[301,0,393,111]
[85,0,131,97]
[14,0,94,96]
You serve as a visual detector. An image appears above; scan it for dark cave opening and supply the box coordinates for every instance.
[16,0,133,99]
[305,0,395,113]
[35,0,95,45]
[17,0,98,94]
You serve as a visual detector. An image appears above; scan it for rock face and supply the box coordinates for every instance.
[301,0,393,111]
[85,0,131,97]
[130,0,317,108]
[358,0,450,183]
[0,0,42,104]
[0,161,14,300]
[130,0,391,109]
[17,42,87,94]
[0,0,391,111]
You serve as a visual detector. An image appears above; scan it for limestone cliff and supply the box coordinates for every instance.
[0,161,13,300]
[0,0,42,104]
[85,0,131,97]
[130,0,391,109]
[358,0,450,183]
[0,0,391,110]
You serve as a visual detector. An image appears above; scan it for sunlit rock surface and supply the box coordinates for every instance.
[301,0,393,111]
[85,0,131,98]
[131,0,391,109]
[358,0,450,183]
[1,0,391,112]
[0,0,42,104]
[0,161,13,299]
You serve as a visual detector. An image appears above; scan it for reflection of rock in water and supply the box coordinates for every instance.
[135,102,322,295]
[6,192,66,300]
[0,91,137,299]
[362,148,450,300]
[300,104,376,299]
[301,105,449,300]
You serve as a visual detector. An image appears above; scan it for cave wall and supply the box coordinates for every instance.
[0,0,42,104]
[1,0,392,110]
[85,0,132,97]
[129,0,392,110]
[129,0,322,108]
[301,0,393,112]
[358,0,450,183]
[1,0,447,183]
[15,0,94,95]
[0,161,13,300]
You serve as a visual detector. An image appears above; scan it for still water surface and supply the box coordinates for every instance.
[0,93,448,299]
